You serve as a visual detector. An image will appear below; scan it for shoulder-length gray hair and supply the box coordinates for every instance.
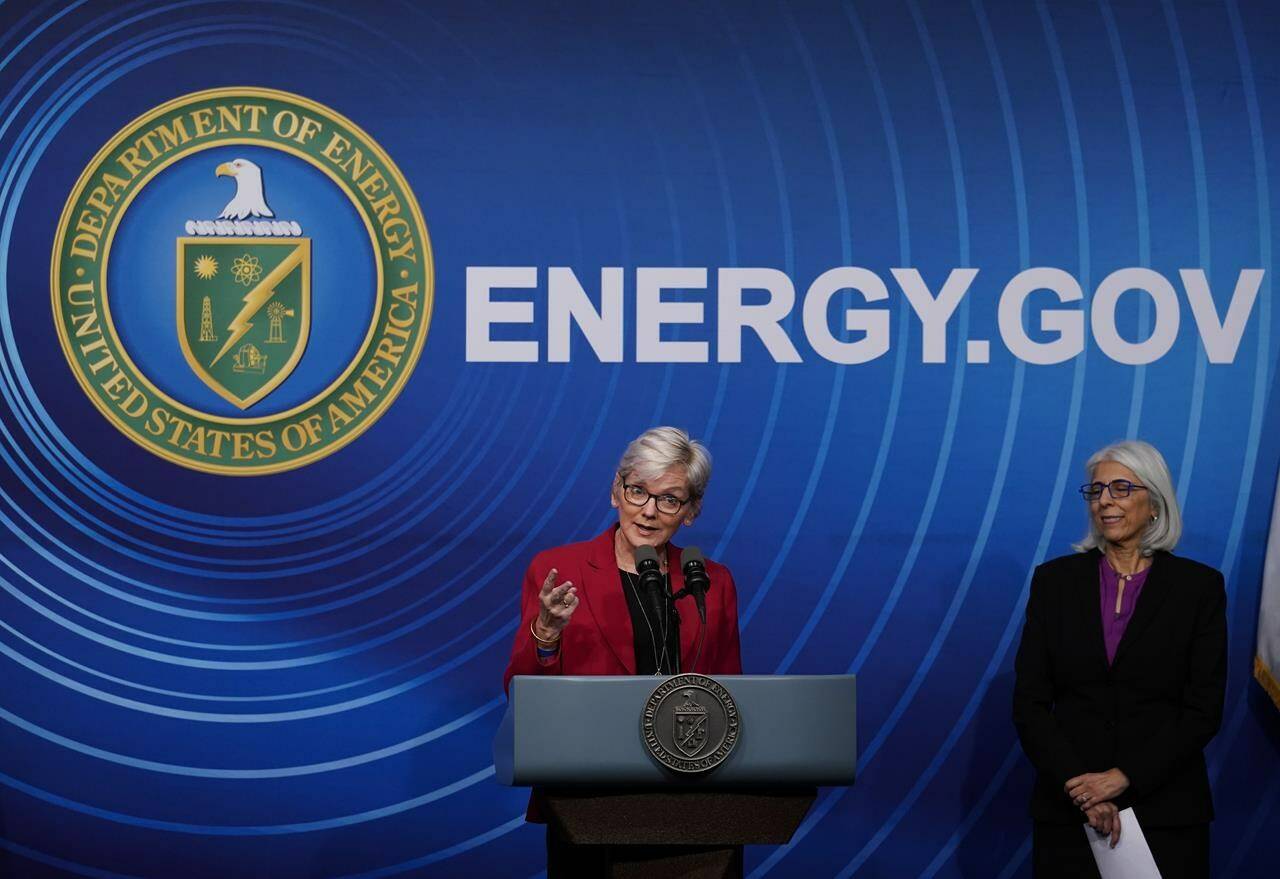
[616,427,712,503]
[1073,440,1182,555]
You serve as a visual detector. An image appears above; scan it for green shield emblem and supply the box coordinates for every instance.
[177,237,311,410]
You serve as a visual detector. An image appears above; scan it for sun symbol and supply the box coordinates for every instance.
[231,254,262,286]
[193,254,218,280]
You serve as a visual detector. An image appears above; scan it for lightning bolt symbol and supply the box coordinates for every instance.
[210,247,305,367]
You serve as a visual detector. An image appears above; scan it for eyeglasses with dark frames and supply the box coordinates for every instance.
[1078,479,1149,501]
[621,482,690,516]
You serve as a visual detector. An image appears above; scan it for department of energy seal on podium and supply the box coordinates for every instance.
[51,88,433,475]
[641,674,740,774]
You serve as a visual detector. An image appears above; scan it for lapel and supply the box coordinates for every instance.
[1112,551,1172,667]
[580,527,635,675]
[1073,549,1110,675]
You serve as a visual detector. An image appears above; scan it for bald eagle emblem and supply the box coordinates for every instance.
[216,158,273,219]
[176,159,310,409]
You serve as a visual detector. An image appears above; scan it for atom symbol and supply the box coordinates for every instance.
[232,254,262,286]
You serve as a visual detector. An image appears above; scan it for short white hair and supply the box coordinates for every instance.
[616,427,712,501]
[1073,440,1182,556]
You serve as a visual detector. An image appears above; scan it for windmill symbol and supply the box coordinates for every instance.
[266,300,293,344]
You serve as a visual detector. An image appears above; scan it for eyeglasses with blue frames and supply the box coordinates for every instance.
[1078,479,1149,501]
[621,482,690,516]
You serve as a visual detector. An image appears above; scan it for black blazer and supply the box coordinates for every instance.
[1012,549,1227,826]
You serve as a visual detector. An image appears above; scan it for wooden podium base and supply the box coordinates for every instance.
[547,827,741,879]
[540,787,816,878]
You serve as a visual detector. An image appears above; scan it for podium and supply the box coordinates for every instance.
[495,675,856,878]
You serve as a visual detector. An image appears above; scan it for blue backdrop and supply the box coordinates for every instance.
[2,0,1279,876]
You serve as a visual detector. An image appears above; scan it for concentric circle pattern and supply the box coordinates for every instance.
[1,1,1278,876]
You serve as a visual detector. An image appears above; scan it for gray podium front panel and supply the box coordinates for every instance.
[494,675,855,787]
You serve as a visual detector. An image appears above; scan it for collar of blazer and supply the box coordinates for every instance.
[581,526,689,676]
[1074,547,1175,669]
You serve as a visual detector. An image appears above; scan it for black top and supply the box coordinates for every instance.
[618,569,681,675]
[1012,549,1227,826]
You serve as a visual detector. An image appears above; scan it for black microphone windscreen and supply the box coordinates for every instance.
[680,546,710,626]
[635,544,661,569]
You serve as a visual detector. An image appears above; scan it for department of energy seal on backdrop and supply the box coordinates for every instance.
[51,87,433,475]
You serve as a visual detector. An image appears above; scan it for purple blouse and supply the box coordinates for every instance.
[1099,556,1151,665]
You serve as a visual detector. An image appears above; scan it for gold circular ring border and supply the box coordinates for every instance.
[50,87,434,475]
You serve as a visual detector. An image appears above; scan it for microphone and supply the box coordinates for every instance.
[681,546,711,625]
[634,545,668,627]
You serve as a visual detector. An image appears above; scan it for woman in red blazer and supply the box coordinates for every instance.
[1013,441,1226,879]
[503,426,742,688]
[502,428,743,873]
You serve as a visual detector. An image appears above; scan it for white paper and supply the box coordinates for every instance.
[1083,807,1162,879]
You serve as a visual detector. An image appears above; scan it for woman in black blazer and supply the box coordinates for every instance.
[1013,440,1227,879]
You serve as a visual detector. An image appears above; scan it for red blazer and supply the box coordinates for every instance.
[503,526,743,692]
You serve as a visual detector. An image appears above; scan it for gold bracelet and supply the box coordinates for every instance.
[530,618,561,646]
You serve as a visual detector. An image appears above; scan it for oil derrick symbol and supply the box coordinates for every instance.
[199,296,217,342]
[266,300,294,344]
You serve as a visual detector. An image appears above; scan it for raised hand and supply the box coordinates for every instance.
[535,568,577,640]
